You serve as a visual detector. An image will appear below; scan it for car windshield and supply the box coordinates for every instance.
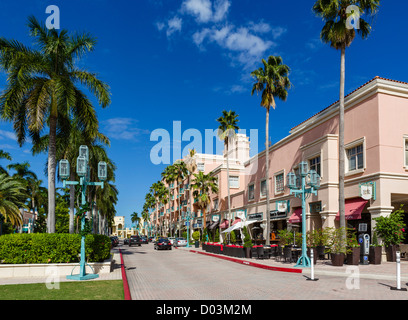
[176,238,186,241]
[158,238,169,243]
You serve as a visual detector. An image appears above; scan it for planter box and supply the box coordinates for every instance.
[331,253,345,266]
[369,246,382,265]
[346,247,360,265]
[386,245,399,262]
[0,254,114,278]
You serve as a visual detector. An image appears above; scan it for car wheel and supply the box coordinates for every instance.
[169,247,172,250]
[139,244,141,246]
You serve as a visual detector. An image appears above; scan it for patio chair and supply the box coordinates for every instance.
[256,246,266,259]
[274,246,283,261]
[283,246,293,263]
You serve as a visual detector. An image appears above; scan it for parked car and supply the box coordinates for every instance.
[174,237,187,247]
[129,235,142,247]
[109,236,116,247]
[168,237,176,245]
[148,236,155,243]
[140,236,148,244]
[154,237,172,250]
[124,238,129,245]
[110,236,119,247]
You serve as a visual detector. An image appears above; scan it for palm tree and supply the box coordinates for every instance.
[0,149,11,174]
[251,55,291,246]
[161,164,177,236]
[191,171,219,239]
[173,161,188,236]
[0,16,111,233]
[0,173,28,228]
[313,0,380,235]
[217,110,239,224]
[184,149,197,232]
[131,211,141,231]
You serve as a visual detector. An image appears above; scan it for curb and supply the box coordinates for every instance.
[183,248,302,274]
[119,249,132,300]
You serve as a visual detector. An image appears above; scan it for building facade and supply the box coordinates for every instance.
[150,77,408,244]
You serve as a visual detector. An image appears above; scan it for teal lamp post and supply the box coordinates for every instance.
[59,145,106,280]
[183,209,192,247]
[287,161,320,268]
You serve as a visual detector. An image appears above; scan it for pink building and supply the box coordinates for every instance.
[153,77,408,245]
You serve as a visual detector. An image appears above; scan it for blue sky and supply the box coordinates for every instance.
[0,0,407,228]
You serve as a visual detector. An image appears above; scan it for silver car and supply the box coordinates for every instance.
[174,237,187,247]
[168,237,176,245]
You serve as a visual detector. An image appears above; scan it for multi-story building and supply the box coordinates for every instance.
[151,77,408,245]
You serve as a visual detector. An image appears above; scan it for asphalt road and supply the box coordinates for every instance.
[120,242,408,301]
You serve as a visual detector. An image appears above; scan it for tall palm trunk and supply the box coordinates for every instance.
[178,184,181,237]
[47,112,57,234]
[265,108,271,246]
[226,141,232,226]
[69,171,75,234]
[339,46,346,242]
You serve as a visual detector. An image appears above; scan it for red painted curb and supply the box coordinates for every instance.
[189,249,302,274]
[119,249,132,300]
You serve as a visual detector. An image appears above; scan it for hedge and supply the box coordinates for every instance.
[0,233,111,264]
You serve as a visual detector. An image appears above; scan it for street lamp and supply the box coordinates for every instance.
[59,145,105,281]
[286,161,321,268]
[182,209,192,247]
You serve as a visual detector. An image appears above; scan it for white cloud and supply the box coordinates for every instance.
[103,118,150,141]
[181,0,230,23]
[156,16,183,38]
[0,129,17,141]
[192,25,275,69]
[167,16,183,37]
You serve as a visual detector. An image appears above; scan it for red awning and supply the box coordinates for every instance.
[289,208,302,224]
[336,198,368,221]
[232,218,241,226]
[219,220,229,229]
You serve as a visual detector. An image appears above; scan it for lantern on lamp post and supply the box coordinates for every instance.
[59,145,106,281]
[287,161,321,268]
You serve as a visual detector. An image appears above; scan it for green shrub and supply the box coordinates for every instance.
[0,233,111,264]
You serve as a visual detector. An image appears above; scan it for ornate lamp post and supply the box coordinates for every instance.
[59,145,106,280]
[182,209,192,247]
[287,161,320,268]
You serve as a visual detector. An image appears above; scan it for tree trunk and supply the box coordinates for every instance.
[339,46,346,244]
[47,114,57,234]
[226,141,232,225]
[265,108,271,246]
[69,171,75,234]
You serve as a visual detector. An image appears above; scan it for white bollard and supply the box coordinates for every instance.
[307,248,318,281]
[391,251,407,291]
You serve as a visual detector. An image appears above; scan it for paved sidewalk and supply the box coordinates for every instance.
[0,248,122,285]
[175,246,408,282]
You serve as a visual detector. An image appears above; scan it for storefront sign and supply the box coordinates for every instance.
[270,210,287,220]
[359,182,376,200]
[248,213,263,221]
[276,201,289,213]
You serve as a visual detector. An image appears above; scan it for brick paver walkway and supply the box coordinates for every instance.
[122,243,408,300]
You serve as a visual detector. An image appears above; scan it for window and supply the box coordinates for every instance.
[260,180,267,198]
[347,144,364,171]
[275,173,284,194]
[405,138,408,167]
[248,184,255,201]
[229,176,239,188]
[309,156,321,176]
[197,163,205,172]
[213,199,219,211]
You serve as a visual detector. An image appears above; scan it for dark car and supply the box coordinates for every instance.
[129,235,142,247]
[140,236,148,244]
[154,237,172,250]
[110,236,118,247]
